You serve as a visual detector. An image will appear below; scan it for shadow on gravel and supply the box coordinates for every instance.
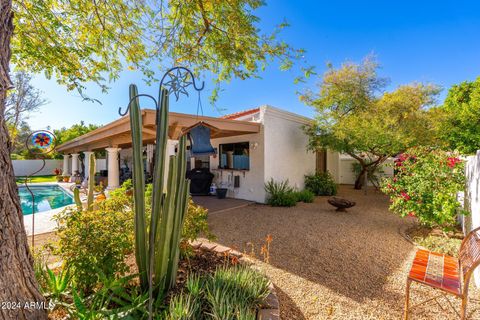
[208,185,413,309]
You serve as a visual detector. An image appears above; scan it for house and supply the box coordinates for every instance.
[57,105,323,203]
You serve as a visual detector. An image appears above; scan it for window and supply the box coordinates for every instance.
[219,142,250,170]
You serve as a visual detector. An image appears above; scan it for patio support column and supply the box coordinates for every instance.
[71,153,79,174]
[106,147,121,190]
[62,154,70,175]
[83,151,94,181]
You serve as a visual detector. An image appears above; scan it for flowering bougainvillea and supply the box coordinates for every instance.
[381,147,466,228]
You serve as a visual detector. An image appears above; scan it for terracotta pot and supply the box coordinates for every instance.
[63,177,70,182]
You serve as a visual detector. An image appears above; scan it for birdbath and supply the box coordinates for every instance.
[328,197,356,212]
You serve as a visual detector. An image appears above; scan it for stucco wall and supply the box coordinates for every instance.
[12,159,63,176]
[262,106,316,194]
[465,152,480,286]
[210,130,266,203]
[325,152,394,185]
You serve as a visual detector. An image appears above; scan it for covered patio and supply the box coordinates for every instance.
[56,109,261,190]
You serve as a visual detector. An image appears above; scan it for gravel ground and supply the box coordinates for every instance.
[207,186,480,320]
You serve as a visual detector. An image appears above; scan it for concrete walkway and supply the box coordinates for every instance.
[207,186,480,319]
[192,196,253,213]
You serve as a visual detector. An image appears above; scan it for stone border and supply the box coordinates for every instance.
[190,238,280,320]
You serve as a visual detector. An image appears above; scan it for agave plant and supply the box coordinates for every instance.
[127,84,190,314]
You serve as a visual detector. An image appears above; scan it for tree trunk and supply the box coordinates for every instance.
[354,167,367,190]
[0,2,48,319]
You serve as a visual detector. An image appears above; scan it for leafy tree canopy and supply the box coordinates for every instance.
[302,57,440,189]
[12,0,306,101]
[54,121,99,146]
[431,77,480,155]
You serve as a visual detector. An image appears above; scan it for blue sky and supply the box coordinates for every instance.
[27,0,480,130]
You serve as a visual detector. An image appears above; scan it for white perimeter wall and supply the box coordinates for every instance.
[327,153,394,185]
[263,106,316,197]
[465,151,480,286]
[12,160,63,176]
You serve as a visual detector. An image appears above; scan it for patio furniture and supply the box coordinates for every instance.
[327,197,356,211]
[404,226,480,319]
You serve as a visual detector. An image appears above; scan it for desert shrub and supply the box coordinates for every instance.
[53,183,135,293]
[264,179,297,207]
[304,172,337,196]
[293,190,315,203]
[183,199,215,243]
[144,183,214,245]
[54,180,214,293]
[381,147,466,228]
[166,265,269,319]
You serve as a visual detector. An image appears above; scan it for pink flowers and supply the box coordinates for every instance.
[401,191,411,201]
[447,157,461,168]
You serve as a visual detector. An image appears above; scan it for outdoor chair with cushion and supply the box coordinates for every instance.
[404,226,480,319]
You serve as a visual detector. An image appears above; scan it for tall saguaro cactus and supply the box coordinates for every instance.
[127,84,190,308]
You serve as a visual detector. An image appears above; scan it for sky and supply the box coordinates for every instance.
[26,0,480,130]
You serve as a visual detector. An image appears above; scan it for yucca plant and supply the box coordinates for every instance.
[127,84,190,314]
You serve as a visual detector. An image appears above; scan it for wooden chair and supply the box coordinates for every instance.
[404,226,480,319]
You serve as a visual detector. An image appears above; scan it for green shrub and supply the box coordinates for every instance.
[168,265,269,319]
[304,172,337,196]
[264,179,297,207]
[53,181,213,293]
[267,192,297,207]
[381,147,466,228]
[53,183,135,293]
[294,190,315,203]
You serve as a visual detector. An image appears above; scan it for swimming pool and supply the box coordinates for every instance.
[18,185,73,215]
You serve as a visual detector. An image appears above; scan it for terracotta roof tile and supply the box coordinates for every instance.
[221,107,260,120]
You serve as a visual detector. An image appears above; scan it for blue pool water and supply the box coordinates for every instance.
[18,185,73,215]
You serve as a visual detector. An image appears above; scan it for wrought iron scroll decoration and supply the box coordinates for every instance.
[24,130,57,248]
[158,66,205,101]
[118,94,158,117]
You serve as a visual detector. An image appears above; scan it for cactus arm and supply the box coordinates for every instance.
[129,84,148,290]
[73,188,82,210]
[166,135,188,286]
[148,88,170,301]
[86,153,96,209]
[155,155,178,297]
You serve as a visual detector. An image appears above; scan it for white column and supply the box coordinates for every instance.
[71,153,79,174]
[83,151,95,181]
[62,154,70,175]
[106,147,121,190]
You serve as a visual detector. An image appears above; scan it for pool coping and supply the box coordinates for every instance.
[21,182,77,236]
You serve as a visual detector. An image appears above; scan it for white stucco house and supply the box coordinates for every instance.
[56,105,392,203]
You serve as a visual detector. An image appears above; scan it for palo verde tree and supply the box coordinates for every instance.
[302,57,439,189]
[0,1,303,318]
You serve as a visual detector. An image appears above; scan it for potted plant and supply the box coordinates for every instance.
[216,182,228,199]
[62,175,70,182]
[53,168,63,182]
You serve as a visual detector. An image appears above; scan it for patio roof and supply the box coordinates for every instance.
[57,109,261,153]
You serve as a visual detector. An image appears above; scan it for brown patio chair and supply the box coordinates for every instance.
[404,226,480,319]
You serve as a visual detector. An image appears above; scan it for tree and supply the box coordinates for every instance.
[302,57,439,189]
[5,71,47,144]
[432,77,480,155]
[1,1,300,318]
[54,121,100,146]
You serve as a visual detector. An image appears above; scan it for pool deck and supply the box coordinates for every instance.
[22,182,76,236]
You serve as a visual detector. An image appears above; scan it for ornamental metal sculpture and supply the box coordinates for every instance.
[118,66,205,319]
[24,130,57,248]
